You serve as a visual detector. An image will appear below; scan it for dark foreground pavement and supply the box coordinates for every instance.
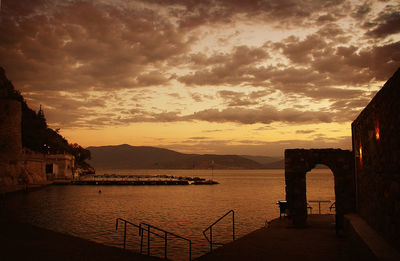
[0,212,387,261]
[196,214,376,261]
[0,216,161,261]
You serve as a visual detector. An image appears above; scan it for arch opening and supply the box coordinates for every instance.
[306,165,335,215]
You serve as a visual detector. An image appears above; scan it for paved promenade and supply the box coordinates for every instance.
[0,216,161,261]
[196,214,376,261]
[0,210,383,261]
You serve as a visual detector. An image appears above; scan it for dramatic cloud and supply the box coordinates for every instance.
[352,1,371,19]
[0,0,190,92]
[154,0,350,29]
[0,0,399,155]
[218,90,260,107]
[165,135,352,157]
[190,106,334,124]
[178,45,269,86]
[296,130,316,134]
[365,6,400,38]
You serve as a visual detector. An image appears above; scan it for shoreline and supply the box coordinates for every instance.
[0,181,53,195]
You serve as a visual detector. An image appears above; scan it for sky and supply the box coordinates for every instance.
[1,0,399,157]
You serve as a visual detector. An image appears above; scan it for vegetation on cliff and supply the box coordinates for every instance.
[0,67,92,170]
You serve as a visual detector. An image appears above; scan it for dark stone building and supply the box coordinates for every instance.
[352,68,400,248]
[285,68,400,249]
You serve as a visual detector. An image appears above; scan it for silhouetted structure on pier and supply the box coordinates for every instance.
[285,68,400,249]
[284,149,354,230]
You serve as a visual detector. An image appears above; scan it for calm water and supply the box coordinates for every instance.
[2,169,335,260]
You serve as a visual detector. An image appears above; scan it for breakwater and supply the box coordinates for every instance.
[71,180,190,185]
[54,174,219,185]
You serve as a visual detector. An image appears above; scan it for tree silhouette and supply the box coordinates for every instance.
[1,67,92,169]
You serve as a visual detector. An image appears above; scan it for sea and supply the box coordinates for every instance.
[2,169,335,260]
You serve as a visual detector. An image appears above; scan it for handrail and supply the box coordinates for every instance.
[202,210,235,252]
[139,222,192,261]
[115,218,141,249]
[309,200,331,214]
[329,201,336,212]
[307,203,313,214]
[115,218,192,260]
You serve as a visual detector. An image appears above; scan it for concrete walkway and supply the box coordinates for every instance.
[196,215,376,261]
[0,216,161,261]
[0,210,385,261]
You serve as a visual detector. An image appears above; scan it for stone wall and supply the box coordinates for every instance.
[45,154,75,179]
[0,98,75,190]
[285,149,354,230]
[1,68,75,191]
[21,149,47,184]
[0,99,23,188]
[351,68,400,248]
[21,150,75,182]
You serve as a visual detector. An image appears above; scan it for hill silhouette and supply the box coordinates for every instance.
[87,144,274,169]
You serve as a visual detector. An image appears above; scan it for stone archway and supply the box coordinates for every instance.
[285,149,355,230]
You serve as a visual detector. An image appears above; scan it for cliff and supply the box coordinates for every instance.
[0,66,92,171]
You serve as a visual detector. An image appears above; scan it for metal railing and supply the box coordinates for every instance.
[202,210,235,252]
[307,202,313,214]
[139,222,192,261]
[115,218,141,249]
[329,201,336,212]
[115,218,192,260]
[308,200,331,214]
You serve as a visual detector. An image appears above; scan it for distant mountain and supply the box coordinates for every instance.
[263,159,285,169]
[87,144,265,170]
[261,160,329,170]
[87,144,189,169]
[241,155,281,165]
[164,154,264,169]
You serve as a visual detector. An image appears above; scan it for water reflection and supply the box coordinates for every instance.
[3,170,334,260]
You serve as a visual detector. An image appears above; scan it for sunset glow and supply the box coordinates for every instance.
[1,0,399,156]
